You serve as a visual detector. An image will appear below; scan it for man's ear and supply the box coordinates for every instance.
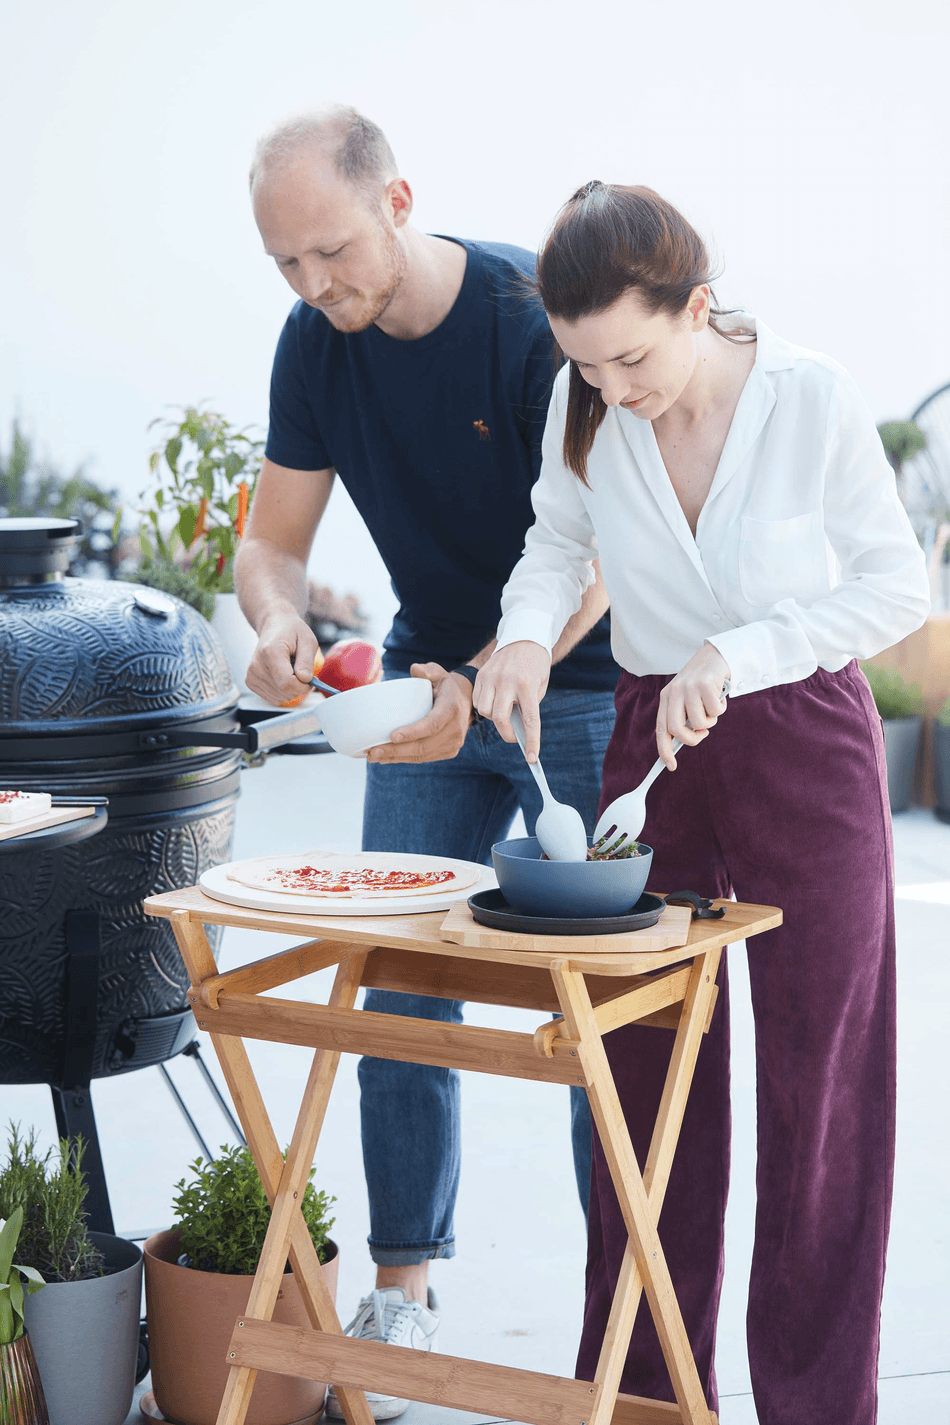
[384,177,413,229]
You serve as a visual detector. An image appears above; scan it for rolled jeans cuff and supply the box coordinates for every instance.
[368,1238,457,1267]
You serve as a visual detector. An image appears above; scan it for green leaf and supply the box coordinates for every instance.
[16,1264,45,1295]
[178,504,198,549]
[149,450,161,473]
[155,488,165,510]
[139,531,154,561]
[0,1209,22,1282]
[197,460,214,500]
[111,508,123,543]
[9,1271,23,1328]
[0,1282,16,1344]
[165,437,182,474]
[223,451,244,480]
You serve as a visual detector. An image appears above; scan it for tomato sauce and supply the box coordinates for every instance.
[269,867,457,895]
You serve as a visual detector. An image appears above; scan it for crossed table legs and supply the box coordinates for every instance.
[145,889,782,1425]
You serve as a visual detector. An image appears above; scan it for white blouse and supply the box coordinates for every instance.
[495,316,930,696]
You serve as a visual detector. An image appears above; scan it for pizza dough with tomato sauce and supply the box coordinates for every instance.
[226,851,482,899]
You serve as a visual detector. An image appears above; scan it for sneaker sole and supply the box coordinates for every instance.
[325,1391,409,1421]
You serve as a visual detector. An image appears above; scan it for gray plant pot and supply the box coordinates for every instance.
[934,722,950,823]
[882,715,922,814]
[22,1231,142,1425]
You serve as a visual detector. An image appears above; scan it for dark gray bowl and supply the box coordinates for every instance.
[491,836,653,919]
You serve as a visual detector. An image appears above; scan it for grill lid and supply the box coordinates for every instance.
[0,516,83,579]
[0,517,238,742]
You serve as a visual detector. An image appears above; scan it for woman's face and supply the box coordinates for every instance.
[548,286,710,420]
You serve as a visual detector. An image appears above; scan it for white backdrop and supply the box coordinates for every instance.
[2,0,946,635]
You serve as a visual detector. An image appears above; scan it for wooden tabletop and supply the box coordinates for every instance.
[144,884,782,976]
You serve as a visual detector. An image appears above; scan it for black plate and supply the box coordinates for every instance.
[468,888,666,937]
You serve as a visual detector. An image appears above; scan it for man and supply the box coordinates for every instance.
[237,105,618,1421]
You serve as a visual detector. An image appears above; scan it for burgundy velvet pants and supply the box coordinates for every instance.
[576,662,895,1425]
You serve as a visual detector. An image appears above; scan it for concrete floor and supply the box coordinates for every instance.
[8,752,949,1424]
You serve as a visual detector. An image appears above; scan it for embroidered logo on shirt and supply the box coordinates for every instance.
[473,419,491,441]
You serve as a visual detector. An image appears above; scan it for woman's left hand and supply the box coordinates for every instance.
[657,642,731,770]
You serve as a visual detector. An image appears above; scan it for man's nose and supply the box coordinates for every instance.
[298,261,332,303]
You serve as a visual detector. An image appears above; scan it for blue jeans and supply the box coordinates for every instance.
[359,683,616,1265]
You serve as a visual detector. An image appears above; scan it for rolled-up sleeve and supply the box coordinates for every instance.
[707,367,931,694]
[496,375,599,653]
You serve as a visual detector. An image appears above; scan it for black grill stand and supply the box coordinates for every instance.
[51,907,246,1235]
[5,808,245,1235]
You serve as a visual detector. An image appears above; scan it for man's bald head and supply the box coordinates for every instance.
[249,105,398,205]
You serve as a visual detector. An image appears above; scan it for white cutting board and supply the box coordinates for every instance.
[199,859,496,917]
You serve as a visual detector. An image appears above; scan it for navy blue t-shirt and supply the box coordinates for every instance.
[265,237,616,691]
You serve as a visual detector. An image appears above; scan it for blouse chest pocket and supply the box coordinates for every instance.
[738,512,828,607]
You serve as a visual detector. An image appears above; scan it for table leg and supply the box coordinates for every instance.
[552,956,718,1425]
[170,911,375,1425]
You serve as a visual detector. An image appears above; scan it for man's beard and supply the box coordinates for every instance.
[322,221,408,333]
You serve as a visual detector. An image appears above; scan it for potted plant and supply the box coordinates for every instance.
[0,1206,49,1425]
[1,1126,143,1425]
[877,418,927,492]
[934,696,950,823]
[861,662,925,813]
[130,406,264,688]
[143,1143,338,1425]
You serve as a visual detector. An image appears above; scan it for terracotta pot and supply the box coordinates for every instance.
[0,1333,50,1425]
[144,1229,339,1425]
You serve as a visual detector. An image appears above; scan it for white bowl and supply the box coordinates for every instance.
[316,677,433,757]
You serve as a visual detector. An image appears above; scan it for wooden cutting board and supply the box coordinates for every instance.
[439,899,693,955]
[0,805,96,842]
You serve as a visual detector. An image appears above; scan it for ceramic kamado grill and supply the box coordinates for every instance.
[0,517,327,1230]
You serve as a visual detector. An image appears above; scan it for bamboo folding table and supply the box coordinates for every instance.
[144,885,781,1425]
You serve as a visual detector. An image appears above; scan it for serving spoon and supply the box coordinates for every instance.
[510,706,588,862]
[593,740,683,855]
[595,681,731,853]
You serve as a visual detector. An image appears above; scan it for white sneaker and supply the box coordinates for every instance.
[324,1285,440,1421]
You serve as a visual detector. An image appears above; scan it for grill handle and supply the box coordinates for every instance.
[152,702,326,754]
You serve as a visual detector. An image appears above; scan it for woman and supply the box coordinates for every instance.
[474,183,930,1424]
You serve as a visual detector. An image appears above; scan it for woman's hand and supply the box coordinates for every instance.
[474,641,552,762]
[657,641,731,770]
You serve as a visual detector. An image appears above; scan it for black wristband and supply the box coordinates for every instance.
[450,664,483,722]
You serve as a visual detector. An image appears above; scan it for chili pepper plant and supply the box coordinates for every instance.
[127,407,263,600]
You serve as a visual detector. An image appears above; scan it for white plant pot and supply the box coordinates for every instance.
[210,592,259,695]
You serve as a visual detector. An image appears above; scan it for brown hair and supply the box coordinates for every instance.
[250,105,397,202]
[536,182,751,482]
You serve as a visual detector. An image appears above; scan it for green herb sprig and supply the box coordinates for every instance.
[0,1126,103,1284]
[172,1143,335,1276]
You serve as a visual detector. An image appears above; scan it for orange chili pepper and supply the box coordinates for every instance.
[190,496,209,547]
[235,480,249,538]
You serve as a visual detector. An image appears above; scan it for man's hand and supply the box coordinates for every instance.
[244,611,321,705]
[473,641,552,763]
[656,641,730,770]
[366,664,474,764]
